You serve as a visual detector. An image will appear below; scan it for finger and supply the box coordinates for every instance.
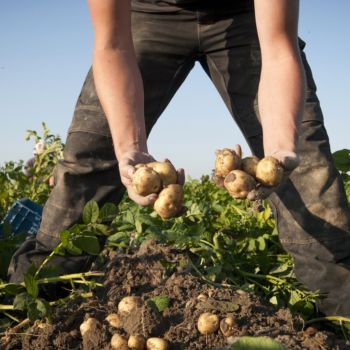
[127,188,158,207]
[177,168,185,185]
[120,164,136,181]
[247,186,274,201]
[212,174,225,189]
[234,144,242,158]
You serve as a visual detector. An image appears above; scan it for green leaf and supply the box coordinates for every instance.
[83,200,99,224]
[231,336,285,350]
[332,149,350,173]
[99,202,118,222]
[60,230,71,247]
[13,292,31,311]
[148,295,170,313]
[24,273,39,299]
[27,298,51,321]
[135,219,143,234]
[107,231,130,243]
[2,284,25,296]
[73,235,100,255]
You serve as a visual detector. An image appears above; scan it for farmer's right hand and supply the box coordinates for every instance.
[118,150,157,206]
[118,151,185,207]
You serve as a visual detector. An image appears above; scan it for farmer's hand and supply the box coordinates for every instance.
[118,151,185,207]
[247,151,300,201]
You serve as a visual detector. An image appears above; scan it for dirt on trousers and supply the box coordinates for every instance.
[3,240,349,350]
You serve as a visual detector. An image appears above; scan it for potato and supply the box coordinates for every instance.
[132,167,162,196]
[256,156,284,187]
[146,337,169,350]
[215,148,241,178]
[197,312,220,335]
[111,333,129,349]
[154,184,183,219]
[118,296,142,316]
[241,156,259,178]
[106,313,123,328]
[128,335,146,350]
[146,160,177,186]
[224,170,256,199]
[220,316,237,337]
[80,317,98,337]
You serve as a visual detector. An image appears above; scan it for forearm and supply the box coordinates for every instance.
[92,48,147,161]
[259,52,305,156]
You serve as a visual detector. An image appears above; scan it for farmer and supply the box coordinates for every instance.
[8,0,350,317]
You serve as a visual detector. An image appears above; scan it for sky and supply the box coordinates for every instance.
[0,1,349,179]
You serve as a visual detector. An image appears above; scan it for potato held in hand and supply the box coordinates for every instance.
[215,147,241,178]
[224,170,256,199]
[256,156,284,187]
[132,167,162,196]
[241,156,259,178]
[146,160,178,186]
[154,184,183,219]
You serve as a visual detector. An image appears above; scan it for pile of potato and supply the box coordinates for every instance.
[132,160,183,219]
[214,146,284,199]
[80,296,169,350]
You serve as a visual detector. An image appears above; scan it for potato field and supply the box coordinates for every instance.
[1,125,350,349]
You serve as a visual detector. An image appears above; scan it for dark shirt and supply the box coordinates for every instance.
[131,0,254,14]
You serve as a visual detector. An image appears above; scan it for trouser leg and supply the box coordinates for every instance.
[199,11,350,316]
[8,10,196,283]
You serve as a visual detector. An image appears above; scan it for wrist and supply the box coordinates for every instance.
[115,141,148,162]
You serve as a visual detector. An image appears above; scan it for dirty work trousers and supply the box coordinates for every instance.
[8,7,350,317]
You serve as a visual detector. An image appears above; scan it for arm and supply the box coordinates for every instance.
[254,0,305,167]
[87,0,155,205]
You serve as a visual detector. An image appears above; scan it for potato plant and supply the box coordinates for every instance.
[0,125,349,340]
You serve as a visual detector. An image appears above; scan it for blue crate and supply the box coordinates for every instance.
[0,199,43,238]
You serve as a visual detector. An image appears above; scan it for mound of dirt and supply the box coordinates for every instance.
[3,240,349,349]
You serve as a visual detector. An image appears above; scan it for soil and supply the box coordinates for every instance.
[2,240,349,350]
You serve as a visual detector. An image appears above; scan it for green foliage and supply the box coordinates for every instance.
[332,149,350,201]
[231,336,285,350]
[148,295,170,313]
[0,125,349,335]
[0,123,64,218]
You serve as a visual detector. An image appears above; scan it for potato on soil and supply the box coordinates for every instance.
[215,148,241,178]
[197,312,220,335]
[220,316,237,337]
[256,156,284,187]
[118,296,142,316]
[80,317,98,337]
[146,160,178,186]
[241,156,259,178]
[154,184,183,219]
[128,335,146,350]
[132,167,162,196]
[106,313,123,328]
[111,333,129,349]
[146,337,169,350]
[224,170,256,199]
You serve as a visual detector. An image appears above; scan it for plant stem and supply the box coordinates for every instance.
[305,316,350,325]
